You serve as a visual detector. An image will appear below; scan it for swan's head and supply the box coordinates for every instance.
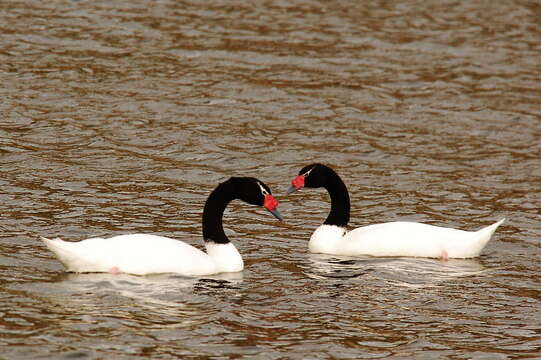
[287,163,327,193]
[235,177,283,221]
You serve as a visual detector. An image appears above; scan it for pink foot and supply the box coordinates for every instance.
[109,266,121,275]
[440,250,449,262]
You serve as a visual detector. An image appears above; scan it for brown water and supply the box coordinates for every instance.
[1,0,540,359]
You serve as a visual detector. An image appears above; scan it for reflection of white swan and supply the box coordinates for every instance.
[21,271,244,326]
[306,253,486,288]
[64,273,197,311]
[60,272,244,309]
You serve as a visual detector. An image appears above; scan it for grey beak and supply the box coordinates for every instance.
[286,185,299,195]
[268,208,284,221]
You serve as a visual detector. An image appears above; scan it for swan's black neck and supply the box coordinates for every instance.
[321,167,350,228]
[202,180,238,244]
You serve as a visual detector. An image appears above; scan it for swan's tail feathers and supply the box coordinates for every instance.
[40,236,63,251]
[469,218,505,257]
[477,218,506,235]
[40,236,58,251]
[40,236,74,271]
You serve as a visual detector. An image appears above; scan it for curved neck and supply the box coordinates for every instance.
[202,181,237,244]
[322,168,350,227]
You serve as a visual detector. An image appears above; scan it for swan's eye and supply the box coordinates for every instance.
[257,182,270,196]
[302,166,315,178]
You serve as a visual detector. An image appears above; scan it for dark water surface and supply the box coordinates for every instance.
[1,0,540,359]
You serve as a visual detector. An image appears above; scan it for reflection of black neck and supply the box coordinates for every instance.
[322,167,350,228]
[202,180,237,244]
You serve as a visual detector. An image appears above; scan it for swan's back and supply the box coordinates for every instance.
[41,234,218,275]
[339,219,505,258]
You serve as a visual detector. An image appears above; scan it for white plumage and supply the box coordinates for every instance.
[309,219,505,258]
[40,235,242,276]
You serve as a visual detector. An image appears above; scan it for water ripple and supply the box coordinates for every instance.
[1,0,540,359]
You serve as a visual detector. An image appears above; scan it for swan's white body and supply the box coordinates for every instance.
[40,234,243,276]
[309,219,505,258]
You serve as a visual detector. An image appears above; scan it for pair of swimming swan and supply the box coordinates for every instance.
[41,163,505,276]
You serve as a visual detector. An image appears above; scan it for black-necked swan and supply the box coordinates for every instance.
[287,163,504,259]
[41,177,283,276]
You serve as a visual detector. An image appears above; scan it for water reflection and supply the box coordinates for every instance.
[13,272,243,323]
[306,253,487,288]
[59,271,242,296]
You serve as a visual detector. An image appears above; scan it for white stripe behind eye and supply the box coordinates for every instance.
[302,166,315,177]
[257,182,270,196]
